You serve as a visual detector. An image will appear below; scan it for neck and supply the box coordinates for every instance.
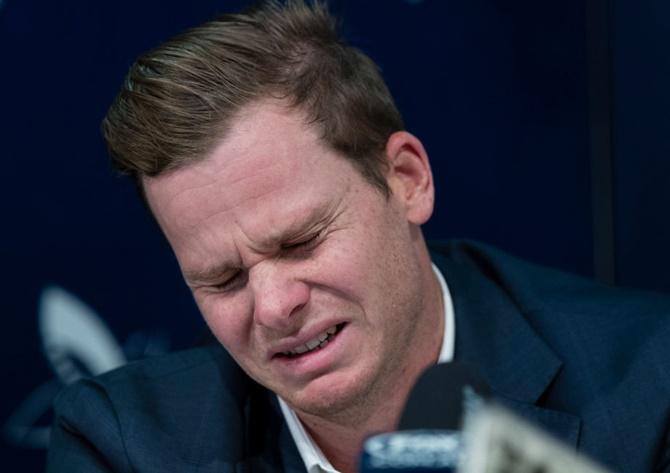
[297,254,445,472]
[297,387,408,473]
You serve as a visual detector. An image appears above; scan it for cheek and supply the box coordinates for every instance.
[197,293,254,355]
[314,239,372,296]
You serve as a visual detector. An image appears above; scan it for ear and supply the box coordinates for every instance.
[384,131,435,225]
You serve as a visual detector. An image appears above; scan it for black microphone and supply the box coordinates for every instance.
[399,362,490,431]
[359,362,612,473]
[359,362,491,472]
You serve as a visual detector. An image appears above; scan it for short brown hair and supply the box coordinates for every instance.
[102,0,404,194]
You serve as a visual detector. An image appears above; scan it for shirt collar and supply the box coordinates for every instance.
[433,262,455,363]
[278,262,455,473]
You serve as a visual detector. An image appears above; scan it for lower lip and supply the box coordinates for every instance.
[273,324,348,378]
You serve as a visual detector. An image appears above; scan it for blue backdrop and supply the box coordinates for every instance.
[1,0,668,470]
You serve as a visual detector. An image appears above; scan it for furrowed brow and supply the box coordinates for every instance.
[184,202,340,284]
[266,203,335,248]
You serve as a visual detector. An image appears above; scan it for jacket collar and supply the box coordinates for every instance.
[432,242,581,446]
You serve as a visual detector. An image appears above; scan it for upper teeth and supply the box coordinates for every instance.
[284,326,338,356]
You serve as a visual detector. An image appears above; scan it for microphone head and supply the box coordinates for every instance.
[359,363,491,472]
[398,362,490,431]
[360,430,463,472]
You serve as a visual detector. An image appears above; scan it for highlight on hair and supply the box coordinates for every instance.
[102,0,404,194]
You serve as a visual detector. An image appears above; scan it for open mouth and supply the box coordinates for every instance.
[278,323,346,359]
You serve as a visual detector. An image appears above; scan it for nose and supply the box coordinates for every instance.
[249,261,309,332]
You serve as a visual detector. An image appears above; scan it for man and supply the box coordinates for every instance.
[48,1,670,472]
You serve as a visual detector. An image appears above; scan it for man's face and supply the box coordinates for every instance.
[143,101,437,417]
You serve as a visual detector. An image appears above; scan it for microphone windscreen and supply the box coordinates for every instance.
[398,362,490,431]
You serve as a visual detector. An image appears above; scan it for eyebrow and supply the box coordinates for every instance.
[183,202,337,285]
[184,263,235,286]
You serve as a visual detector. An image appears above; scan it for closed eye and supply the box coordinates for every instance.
[281,232,321,254]
[211,270,247,292]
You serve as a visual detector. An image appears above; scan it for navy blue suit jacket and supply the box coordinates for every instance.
[47,241,670,472]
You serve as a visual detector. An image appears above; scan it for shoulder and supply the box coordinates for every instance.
[431,240,670,472]
[54,343,252,424]
[50,345,256,471]
[431,239,670,383]
[57,344,252,413]
[81,343,248,398]
[431,239,670,321]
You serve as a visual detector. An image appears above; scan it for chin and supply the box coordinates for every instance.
[291,390,366,419]
[281,369,382,420]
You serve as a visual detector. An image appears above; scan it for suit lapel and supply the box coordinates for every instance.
[241,384,306,473]
[433,245,581,447]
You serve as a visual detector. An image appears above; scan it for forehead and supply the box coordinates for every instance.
[142,100,357,256]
